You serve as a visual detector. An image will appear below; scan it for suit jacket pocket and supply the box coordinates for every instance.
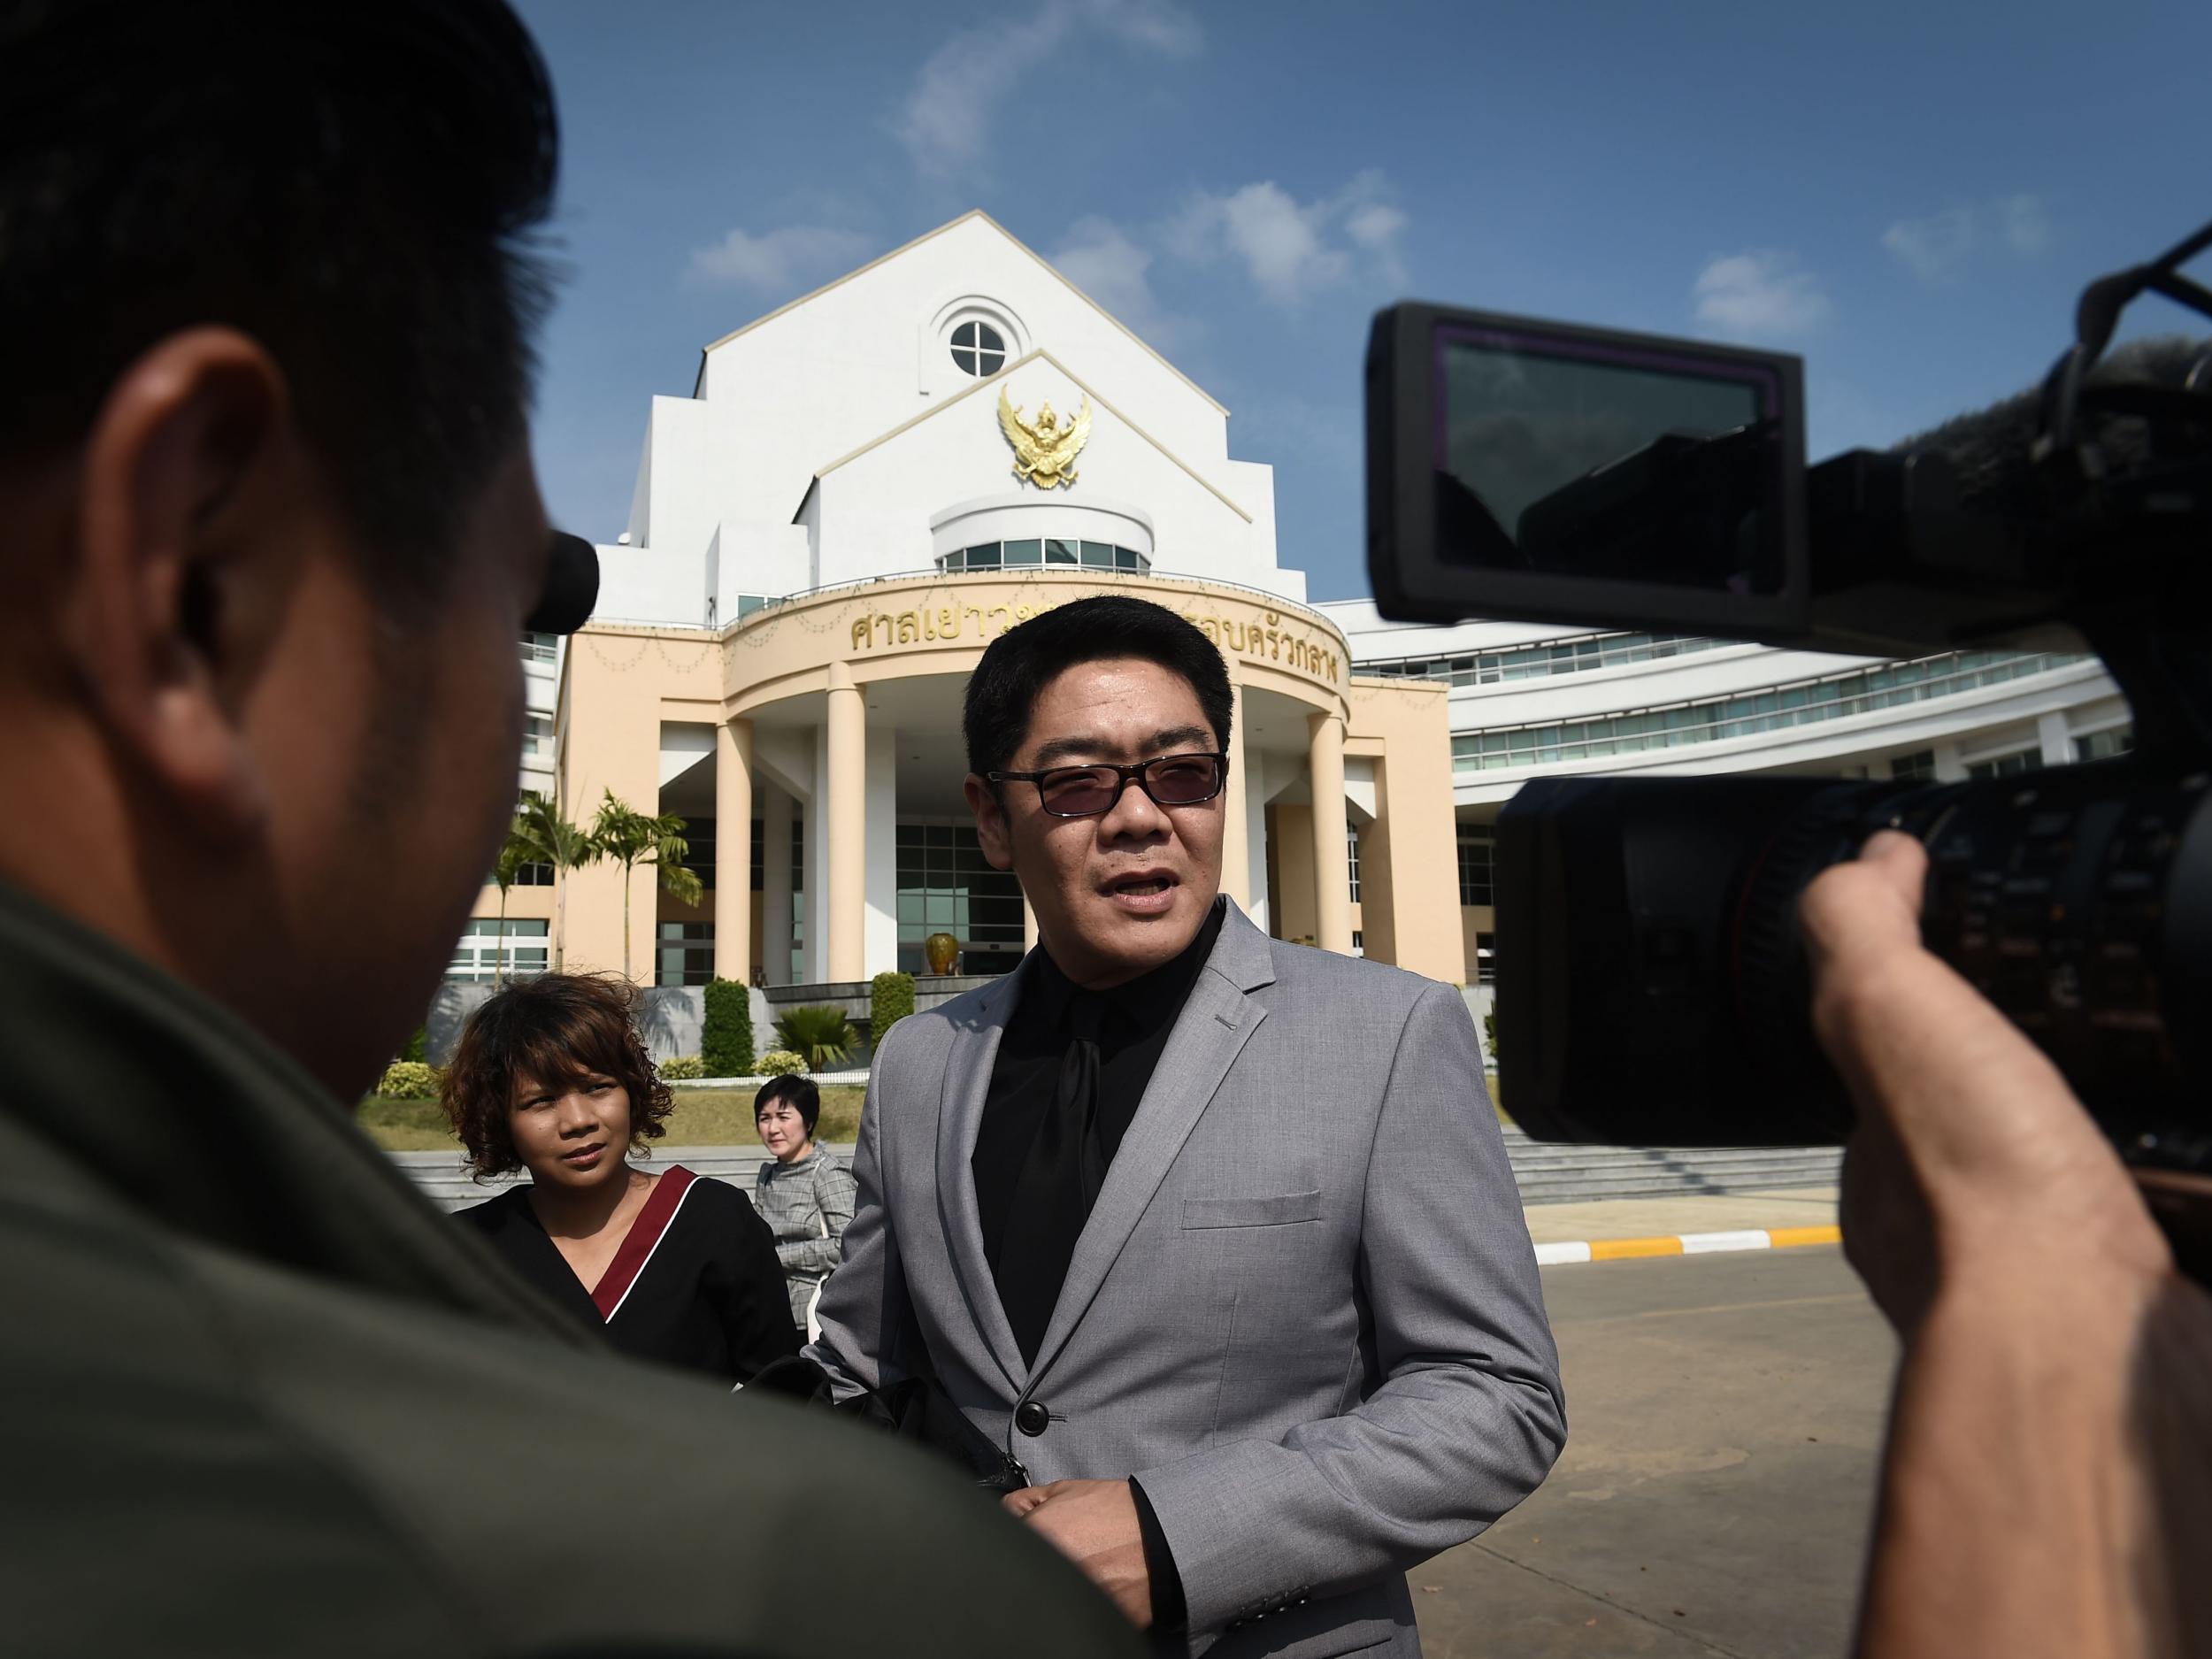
[1181,1190,1324,1229]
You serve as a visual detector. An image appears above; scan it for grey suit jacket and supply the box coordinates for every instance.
[809,900,1565,1658]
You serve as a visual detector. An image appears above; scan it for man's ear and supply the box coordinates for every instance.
[965,773,1015,871]
[59,327,301,839]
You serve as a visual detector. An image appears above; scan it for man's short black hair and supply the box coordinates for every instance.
[0,0,558,598]
[963,595,1233,778]
[755,1073,821,1137]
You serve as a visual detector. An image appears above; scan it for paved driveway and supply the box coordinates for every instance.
[1414,1248,1896,1658]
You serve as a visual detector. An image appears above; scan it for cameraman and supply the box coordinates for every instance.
[1803,833,2212,1659]
[0,4,1133,1655]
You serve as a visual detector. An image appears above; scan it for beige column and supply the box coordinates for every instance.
[713,719,754,984]
[1022,892,1040,955]
[762,782,795,986]
[1220,682,1250,908]
[826,663,866,983]
[1307,710,1354,955]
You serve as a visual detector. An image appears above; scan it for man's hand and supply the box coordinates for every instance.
[1799,830,2211,1659]
[1002,1479,1152,1628]
[1799,829,2170,1333]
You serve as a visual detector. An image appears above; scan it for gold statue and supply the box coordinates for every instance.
[997,387,1092,489]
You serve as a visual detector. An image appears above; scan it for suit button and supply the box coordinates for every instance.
[1014,1400,1049,1437]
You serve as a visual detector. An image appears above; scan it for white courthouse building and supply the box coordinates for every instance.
[514,212,1463,993]
[465,211,2131,1002]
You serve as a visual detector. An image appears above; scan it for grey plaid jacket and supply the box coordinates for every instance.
[753,1143,857,1330]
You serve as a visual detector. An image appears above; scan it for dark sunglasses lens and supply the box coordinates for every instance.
[1148,757,1222,803]
[1040,769,1119,815]
[526,531,601,635]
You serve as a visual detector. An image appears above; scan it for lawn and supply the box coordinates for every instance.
[358,1086,869,1153]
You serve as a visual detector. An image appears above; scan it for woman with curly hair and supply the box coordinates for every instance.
[443,973,796,1384]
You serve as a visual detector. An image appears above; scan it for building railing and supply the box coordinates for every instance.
[1452,649,2093,772]
[1361,629,1733,687]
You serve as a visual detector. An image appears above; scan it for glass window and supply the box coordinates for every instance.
[1457,827,1495,907]
[895,819,1025,976]
[1002,539,1042,566]
[681,817,715,893]
[949,320,1006,377]
[449,918,549,982]
[1966,749,2039,780]
[519,632,557,665]
[521,715,552,757]
[1890,749,1937,781]
[2078,726,2134,762]
[1116,547,1145,571]
[1079,540,1115,568]
[1474,932,1497,986]
[965,542,1000,569]
[1347,827,1362,905]
[656,921,715,987]
[1044,538,1079,565]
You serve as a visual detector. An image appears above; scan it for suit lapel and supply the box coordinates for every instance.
[934,962,1031,1392]
[1027,902,1276,1382]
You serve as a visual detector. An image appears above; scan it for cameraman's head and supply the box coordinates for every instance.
[0,0,560,1098]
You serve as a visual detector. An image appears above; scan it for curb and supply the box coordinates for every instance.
[1533,1225,1841,1267]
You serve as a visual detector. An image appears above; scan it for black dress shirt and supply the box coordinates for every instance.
[972,897,1225,1632]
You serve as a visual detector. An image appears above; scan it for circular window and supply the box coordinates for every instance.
[949,320,1006,377]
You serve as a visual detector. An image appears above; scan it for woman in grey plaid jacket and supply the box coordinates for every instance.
[751,1075,858,1339]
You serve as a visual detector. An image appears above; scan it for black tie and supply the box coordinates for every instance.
[996,995,1107,1364]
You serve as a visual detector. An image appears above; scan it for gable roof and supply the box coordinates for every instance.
[694,210,1228,419]
[802,348,1252,525]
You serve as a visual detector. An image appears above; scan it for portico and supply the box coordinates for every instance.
[555,568,1461,987]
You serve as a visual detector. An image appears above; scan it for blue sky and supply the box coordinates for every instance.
[514,0,2208,603]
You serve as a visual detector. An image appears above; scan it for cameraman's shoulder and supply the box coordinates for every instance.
[167,1240,1129,1656]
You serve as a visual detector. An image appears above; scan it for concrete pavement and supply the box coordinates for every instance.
[1414,1247,1894,1659]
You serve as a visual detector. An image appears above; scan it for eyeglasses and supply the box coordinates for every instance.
[987,752,1229,818]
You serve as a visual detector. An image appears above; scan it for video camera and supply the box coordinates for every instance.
[1364,219,2212,1261]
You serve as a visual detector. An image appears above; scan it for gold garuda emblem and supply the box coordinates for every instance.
[998,387,1091,489]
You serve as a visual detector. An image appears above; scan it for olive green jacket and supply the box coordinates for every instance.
[0,884,1139,1659]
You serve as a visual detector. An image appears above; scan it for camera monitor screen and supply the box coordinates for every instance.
[1367,303,1808,635]
[1434,323,1786,593]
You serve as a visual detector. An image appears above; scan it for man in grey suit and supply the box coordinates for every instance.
[810,595,1565,1656]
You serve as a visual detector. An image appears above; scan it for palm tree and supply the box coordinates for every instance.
[515,792,597,971]
[772,1004,860,1073]
[488,833,532,987]
[588,787,705,980]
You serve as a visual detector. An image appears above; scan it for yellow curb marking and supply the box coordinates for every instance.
[1766,1225,1843,1248]
[1588,1237,1684,1260]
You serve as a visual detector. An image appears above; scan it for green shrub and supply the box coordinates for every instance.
[756,1049,808,1078]
[701,978,755,1078]
[657,1055,705,1080]
[1482,1009,1500,1065]
[377,1060,442,1100]
[398,1025,427,1064]
[870,971,916,1052]
[773,1005,859,1072]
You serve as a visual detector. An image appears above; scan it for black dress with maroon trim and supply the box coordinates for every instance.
[457,1166,798,1384]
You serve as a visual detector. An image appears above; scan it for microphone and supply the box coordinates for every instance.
[1890,334,2210,517]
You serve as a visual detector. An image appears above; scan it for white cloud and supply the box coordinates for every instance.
[1881,193,2052,283]
[1048,215,1190,347]
[892,0,1201,180]
[686,224,874,290]
[1166,170,1408,306]
[1691,250,1832,338]
[1999,192,2052,255]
